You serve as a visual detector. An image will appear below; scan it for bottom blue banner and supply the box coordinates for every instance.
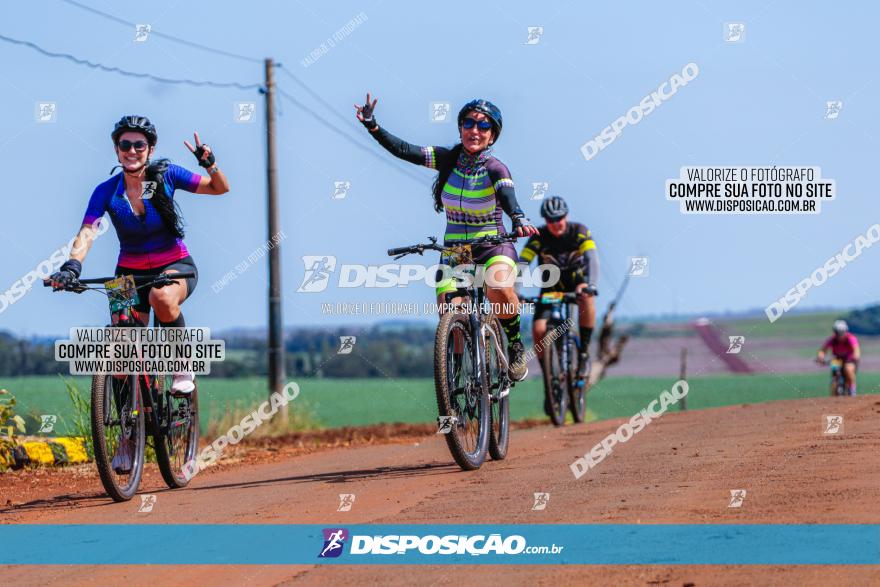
[0,524,877,564]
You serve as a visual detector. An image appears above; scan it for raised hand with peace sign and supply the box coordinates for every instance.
[184,131,216,169]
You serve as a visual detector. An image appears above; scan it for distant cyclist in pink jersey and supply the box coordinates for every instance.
[816,320,860,396]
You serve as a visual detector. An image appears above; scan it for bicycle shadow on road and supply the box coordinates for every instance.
[192,461,460,493]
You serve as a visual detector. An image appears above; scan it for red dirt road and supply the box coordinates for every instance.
[3,396,880,586]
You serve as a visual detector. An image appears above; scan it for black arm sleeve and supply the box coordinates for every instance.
[367,126,426,166]
[495,183,525,220]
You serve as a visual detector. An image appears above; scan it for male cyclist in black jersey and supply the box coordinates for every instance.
[355,93,538,381]
[520,196,599,384]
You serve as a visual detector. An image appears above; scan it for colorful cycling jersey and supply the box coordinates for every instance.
[822,333,859,360]
[520,222,597,272]
[422,147,514,241]
[367,126,524,244]
[82,164,201,269]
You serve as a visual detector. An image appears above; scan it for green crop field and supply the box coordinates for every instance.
[3,371,878,437]
[717,311,843,339]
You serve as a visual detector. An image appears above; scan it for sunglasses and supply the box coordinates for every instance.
[461,117,493,132]
[117,139,149,152]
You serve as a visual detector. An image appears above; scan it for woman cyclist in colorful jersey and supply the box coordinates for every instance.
[519,196,598,382]
[354,93,539,380]
[816,319,860,396]
[49,115,230,395]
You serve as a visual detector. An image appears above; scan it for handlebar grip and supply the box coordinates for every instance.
[387,247,413,256]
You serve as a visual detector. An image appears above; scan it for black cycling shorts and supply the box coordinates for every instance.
[115,255,198,316]
[533,267,588,321]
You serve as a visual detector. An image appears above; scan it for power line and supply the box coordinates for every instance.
[277,65,368,138]
[0,33,262,90]
[61,0,262,64]
[275,86,428,186]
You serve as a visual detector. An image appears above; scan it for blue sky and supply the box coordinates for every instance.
[1,0,878,335]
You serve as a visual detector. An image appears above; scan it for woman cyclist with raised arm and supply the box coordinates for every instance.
[354,93,538,380]
[49,115,230,398]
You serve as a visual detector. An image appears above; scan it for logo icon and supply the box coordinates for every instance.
[728,489,746,508]
[318,528,349,558]
[824,100,843,120]
[724,22,745,43]
[430,102,451,123]
[298,255,337,292]
[823,414,843,435]
[726,336,745,354]
[437,415,457,434]
[134,24,152,42]
[332,181,351,200]
[235,102,256,123]
[628,256,649,277]
[525,26,544,45]
[337,336,356,355]
[138,494,157,513]
[141,181,157,200]
[35,102,57,123]
[532,492,550,511]
[337,494,356,512]
[530,182,549,200]
[38,415,57,434]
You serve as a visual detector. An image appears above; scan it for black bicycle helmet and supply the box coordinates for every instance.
[458,99,503,141]
[111,115,157,146]
[540,195,569,220]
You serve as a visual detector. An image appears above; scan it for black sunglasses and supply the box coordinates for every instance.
[461,117,493,132]
[117,139,149,152]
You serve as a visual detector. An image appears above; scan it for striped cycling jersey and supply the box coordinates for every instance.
[422,147,515,242]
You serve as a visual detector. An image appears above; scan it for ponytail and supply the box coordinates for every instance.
[430,144,463,213]
[144,158,185,238]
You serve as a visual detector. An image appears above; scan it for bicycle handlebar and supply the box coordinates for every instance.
[519,292,583,304]
[387,233,519,258]
[44,271,196,289]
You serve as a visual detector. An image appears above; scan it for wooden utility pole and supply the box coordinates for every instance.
[264,58,286,422]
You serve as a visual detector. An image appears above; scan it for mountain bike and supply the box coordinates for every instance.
[388,234,516,470]
[817,357,849,397]
[520,291,587,426]
[45,272,199,502]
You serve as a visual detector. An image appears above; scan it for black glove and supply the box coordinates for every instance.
[583,284,599,297]
[193,145,216,168]
[359,102,378,131]
[49,259,82,291]
[511,214,533,232]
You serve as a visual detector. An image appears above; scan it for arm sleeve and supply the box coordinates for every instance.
[519,235,540,264]
[166,164,202,193]
[81,184,109,226]
[486,160,524,220]
[577,225,599,285]
[368,126,447,169]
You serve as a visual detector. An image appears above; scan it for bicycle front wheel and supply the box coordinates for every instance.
[153,375,200,488]
[91,374,145,502]
[569,337,587,423]
[485,317,509,461]
[541,336,569,427]
[434,311,489,470]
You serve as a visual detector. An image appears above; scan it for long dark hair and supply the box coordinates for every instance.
[431,143,463,213]
[144,158,185,238]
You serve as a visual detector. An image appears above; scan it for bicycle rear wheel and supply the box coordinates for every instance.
[153,375,200,488]
[91,374,145,502]
[434,311,489,470]
[541,336,569,427]
[485,317,509,461]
